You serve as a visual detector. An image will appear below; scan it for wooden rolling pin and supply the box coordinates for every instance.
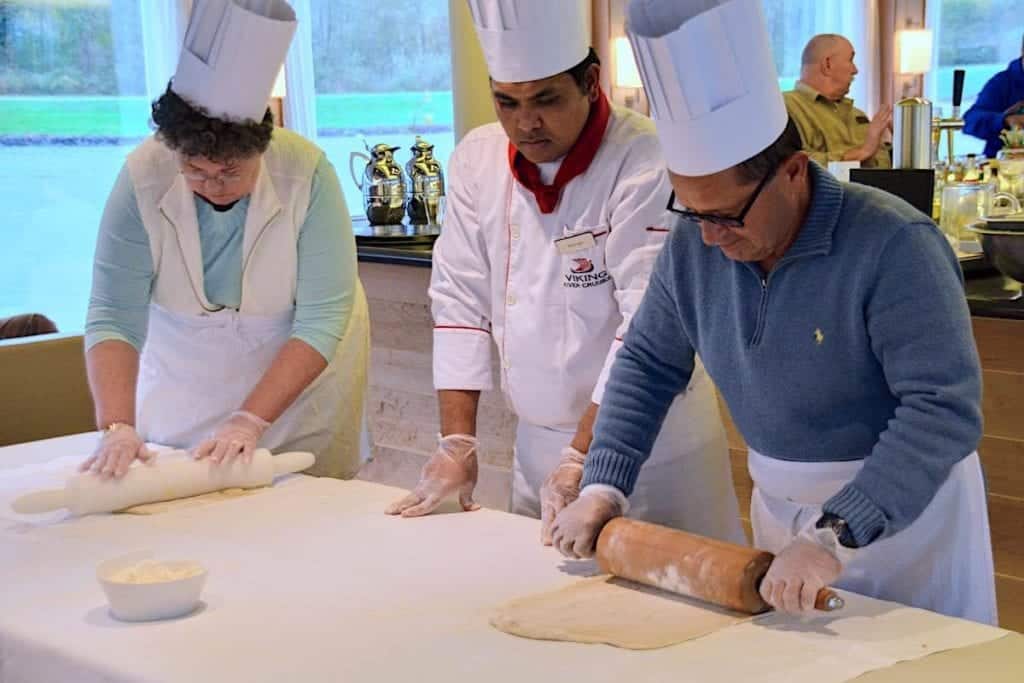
[596,518,844,614]
[11,449,315,516]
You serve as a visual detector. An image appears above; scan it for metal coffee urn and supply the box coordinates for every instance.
[349,142,407,227]
[893,97,934,169]
[405,136,446,225]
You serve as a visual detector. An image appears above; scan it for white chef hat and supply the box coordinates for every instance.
[626,0,788,176]
[467,0,590,83]
[172,0,297,123]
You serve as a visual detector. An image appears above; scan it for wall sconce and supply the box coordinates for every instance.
[613,36,643,111]
[895,28,933,98]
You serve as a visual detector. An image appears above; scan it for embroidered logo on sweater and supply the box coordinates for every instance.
[815,328,825,345]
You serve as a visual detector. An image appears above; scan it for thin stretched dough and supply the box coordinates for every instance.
[490,576,753,650]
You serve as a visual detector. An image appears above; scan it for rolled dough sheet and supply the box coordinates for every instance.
[490,575,755,650]
[117,487,261,515]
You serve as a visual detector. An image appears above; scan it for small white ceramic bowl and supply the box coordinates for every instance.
[97,553,207,622]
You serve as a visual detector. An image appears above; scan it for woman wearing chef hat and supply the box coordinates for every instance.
[81,0,368,480]
[386,0,744,548]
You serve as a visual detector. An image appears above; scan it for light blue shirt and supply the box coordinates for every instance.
[86,154,356,362]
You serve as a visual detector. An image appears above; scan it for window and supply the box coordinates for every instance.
[0,1,147,333]
[926,0,1022,156]
[307,0,454,218]
[762,0,876,112]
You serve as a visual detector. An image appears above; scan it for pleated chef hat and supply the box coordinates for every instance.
[173,0,296,123]
[626,0,788,176]
[467,0,590,83]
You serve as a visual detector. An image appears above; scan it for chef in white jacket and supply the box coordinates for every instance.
[386,0,744,546]
[80,0,369,481]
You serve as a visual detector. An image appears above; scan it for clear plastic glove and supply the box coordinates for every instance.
[193,410,270,465]
[549,486,626,559]
[385,434,480,517]
[540,446,586,545]
[79,424,154,480]
[759,530,843,615]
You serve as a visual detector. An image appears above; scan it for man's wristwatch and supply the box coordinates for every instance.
[101,422,133,435]
[816,513,858,548]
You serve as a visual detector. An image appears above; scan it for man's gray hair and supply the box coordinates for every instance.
[801,34,847,66]
[626,0,724,38]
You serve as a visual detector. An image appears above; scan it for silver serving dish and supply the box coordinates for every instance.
[968,221,1024,283]
[982,213,1024,232]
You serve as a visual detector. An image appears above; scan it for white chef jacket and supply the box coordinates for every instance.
[431,103,673,430]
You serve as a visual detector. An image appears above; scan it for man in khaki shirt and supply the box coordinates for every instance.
[784,34,892,168]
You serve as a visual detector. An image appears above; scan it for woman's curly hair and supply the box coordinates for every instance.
[151,83,274,161]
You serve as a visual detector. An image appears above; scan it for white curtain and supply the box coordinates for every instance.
[141,0,192,103]
[845,0,880,116]
[922,0,944,107]
[281,0,319,139]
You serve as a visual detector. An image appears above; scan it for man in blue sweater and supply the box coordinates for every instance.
[550,0,997,624]
[963,35,1024,158]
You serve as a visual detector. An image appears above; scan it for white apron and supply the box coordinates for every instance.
[513,366,746,545]
[137,281,370,480]
[126,130,370,479]
[748,448,997,624]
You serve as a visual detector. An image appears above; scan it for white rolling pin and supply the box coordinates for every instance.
[11,449,315,516]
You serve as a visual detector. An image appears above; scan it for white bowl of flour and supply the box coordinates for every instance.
[97,553,207,621]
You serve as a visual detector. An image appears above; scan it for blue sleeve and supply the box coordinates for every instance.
[581,236,696,495]
[963,71,1010,142]
[823,223,983,546]
[291,154,357,362]
[85,164,154,352]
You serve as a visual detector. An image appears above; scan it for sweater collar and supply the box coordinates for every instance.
[781,162,843,261]
[507,90,612,214]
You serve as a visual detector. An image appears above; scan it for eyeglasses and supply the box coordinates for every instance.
[666,168,776,229]
[180,165,245,187]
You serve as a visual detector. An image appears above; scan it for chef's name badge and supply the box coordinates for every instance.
[554,231,597,255]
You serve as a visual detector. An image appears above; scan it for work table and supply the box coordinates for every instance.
[1,433,1020,682]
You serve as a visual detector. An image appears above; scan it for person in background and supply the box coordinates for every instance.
[552,0,997,626]
[81,0,368,480]
[784,33,892,168]
[386,0,743,548]
[964,33,1024,158]
[0,313,57,339]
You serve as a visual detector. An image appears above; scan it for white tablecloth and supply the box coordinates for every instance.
[0,434,1010,683]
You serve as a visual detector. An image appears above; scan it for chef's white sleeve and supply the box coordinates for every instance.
[591,138,673,405]
[430,142,495,392]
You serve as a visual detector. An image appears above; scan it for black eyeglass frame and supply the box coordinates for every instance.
[666,167,778,228]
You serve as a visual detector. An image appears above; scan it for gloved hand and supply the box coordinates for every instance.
[385,434,480,517]
[759,528,844,615]
[79,424,154,479]
[549,486,626,559]
[193,410,270,464]
[540,446,586,545]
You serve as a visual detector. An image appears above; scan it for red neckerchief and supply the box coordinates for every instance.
[507,90,612,214]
